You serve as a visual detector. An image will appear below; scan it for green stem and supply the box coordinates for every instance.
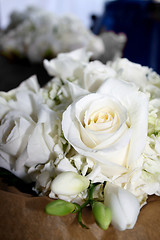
[72,203,81,213]
[88,183,96,202]
[77,182,100,229]
[79,198,90,209]
[78,210,89,229]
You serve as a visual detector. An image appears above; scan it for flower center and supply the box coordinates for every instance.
[82,96,128,135]
[85,109,120,131]
[86,109,118,132]
[88,111,114,124]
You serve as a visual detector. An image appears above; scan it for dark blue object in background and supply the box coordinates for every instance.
[92,0,160,73]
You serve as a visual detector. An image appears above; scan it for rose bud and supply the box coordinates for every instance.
[51,171,90,195]
[45,199,76,216]
[92,201,112,230]
[104,183,140,231]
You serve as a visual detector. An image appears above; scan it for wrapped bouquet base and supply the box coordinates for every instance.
[0,178,160,240]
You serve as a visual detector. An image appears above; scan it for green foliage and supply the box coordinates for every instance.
[45,182,112,230]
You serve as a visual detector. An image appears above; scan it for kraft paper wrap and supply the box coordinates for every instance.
[0,178,160,240]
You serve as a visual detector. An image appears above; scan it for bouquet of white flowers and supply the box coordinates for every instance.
[0,48,160,231]
[0,7,104,62]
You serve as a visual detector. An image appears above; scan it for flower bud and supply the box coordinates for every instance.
[104,183,140,231]
[45,199,76,216]
[51,171,90,195]
[92,201,112,230]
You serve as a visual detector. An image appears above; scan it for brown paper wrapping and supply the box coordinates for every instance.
[0,178,160,240]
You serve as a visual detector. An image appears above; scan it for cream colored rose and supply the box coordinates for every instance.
[62,78,148,177]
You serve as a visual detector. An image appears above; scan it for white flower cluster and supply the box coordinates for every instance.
[0,48,160,230]
[0,7,104,62]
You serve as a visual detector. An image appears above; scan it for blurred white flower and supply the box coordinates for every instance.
[44,49,117,93]
[44,48,91,80]
[108,58,160,98]
[83,60,116,92]
[0,7,104,62]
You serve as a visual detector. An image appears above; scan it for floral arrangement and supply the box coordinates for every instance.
[0,7,104,62]
[0,48,160,231]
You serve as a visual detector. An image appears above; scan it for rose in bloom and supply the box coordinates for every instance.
[62,78,148,177]
[0,76,57,181]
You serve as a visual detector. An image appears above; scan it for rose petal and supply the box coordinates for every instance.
[97,78,148,167]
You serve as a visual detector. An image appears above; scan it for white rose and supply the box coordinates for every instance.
[43,49,116,93]
[0,76,57,181]
[109,58,160,98]
[62,78,148,177]
[43,48,91,79]
[108,58,150,88]
[83,61,116,92]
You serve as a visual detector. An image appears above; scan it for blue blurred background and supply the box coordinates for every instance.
[92,0,160,73]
